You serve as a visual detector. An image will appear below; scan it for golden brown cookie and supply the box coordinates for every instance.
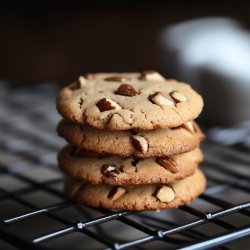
[56,71,203,130]
[57,120,204,157]
[58,145,203,185]
[64,168,206,210]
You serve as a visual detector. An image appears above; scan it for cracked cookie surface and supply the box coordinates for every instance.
[64,168,206,210]
[56,72,203,130]
[58,120,204,157]
[58,145,203,185]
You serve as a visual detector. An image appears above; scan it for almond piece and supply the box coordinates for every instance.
[108,186,127,201]
[156,157,179,173]
[96,98,121,112]
[77,76,86,88]
[141,70,165,81]
[182,121,195,134]
[101,164,122,178]
[149,91,175,107]
[104,76,127,82]
[170,91,187,103]
[131,135,148,154]
[155,185,175,203]
[116,84,138,96]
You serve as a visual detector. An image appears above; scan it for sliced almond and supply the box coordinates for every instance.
[101,164,122,178]
[108,186,127,201]
[149,91,175,107]
[155,185,175,203]
[116,84,138,96]
[182,121,195,134]
[96,98,121,112]
[156,157,179,173]
[170,91,187,103]
[140,70,165,81]
[104,76,127,82]
[131,135,148,154]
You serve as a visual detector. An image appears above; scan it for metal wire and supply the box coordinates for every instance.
[0,82,249,250]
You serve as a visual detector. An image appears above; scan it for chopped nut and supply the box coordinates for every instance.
[104,76,127,82]
[108,186,127,201]
[140,70,165,81]
[156,157,179,173]
[101,164,122,178]
[77,76,86,88]
[154,185,175,203]
[149,92,175,107]
[131,135,148,154]
[96,98,121,112]
[192,122,199,133]
[170,91,187,103]
[116,84,138,96]
[182,121,195,134]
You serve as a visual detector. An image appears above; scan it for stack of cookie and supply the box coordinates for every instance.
[56,71,206,210]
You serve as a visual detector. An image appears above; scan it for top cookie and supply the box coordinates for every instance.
[57,71,203,130]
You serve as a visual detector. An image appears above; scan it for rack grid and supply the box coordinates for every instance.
[0,82,249,250]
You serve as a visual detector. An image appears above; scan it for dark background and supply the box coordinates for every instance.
[1,0,250,84]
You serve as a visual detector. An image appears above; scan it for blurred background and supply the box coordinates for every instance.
[1,0,250,125]
[1,0,250,83]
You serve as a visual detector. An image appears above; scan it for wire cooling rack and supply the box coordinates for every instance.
[0,82,250,250]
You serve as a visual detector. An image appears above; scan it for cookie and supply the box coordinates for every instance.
[56,71,203,130]
[64,168,206,210]
[58,145,203,185]
[57,120,204,157]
